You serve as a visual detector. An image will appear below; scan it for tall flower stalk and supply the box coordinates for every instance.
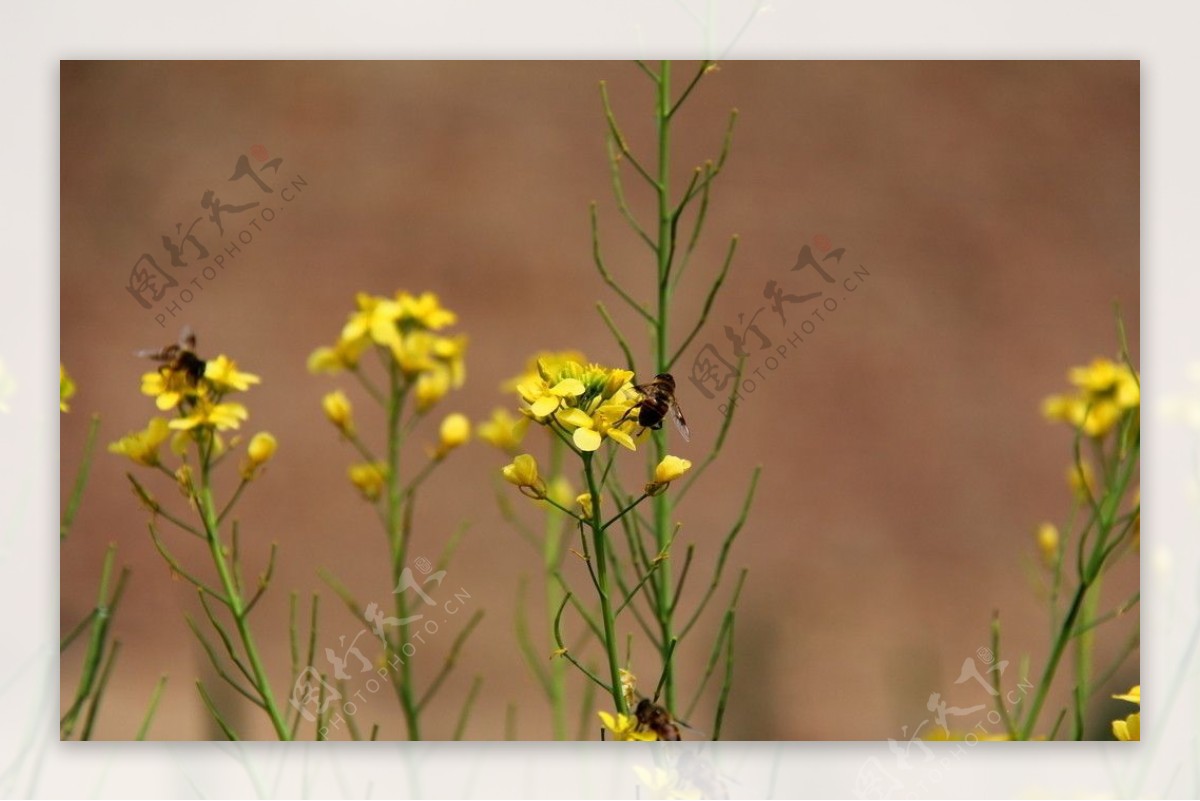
[114,342,296,739]
[311,290,482,740]
[591,60,751,728]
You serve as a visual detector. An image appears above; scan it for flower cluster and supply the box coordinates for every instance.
[110,344,275,474]
[515,357,640,452]
[1042,357,1140,437]
[308,290,467,412]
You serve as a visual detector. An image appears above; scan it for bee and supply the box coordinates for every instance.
[136,325,206,383]
[634,697,682,741]
[617,373,691,442]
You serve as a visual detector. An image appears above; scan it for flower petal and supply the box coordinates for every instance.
[573,427,602,451]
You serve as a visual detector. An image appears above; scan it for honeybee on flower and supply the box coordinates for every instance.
[515,358,642,452]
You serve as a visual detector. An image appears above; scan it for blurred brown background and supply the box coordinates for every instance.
[60,61,1139,740]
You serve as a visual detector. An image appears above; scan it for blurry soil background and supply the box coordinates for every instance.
[60,61,1139,740]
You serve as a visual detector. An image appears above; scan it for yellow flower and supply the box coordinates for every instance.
[168,398,249,431]
[1112,685,1140,741]
[108,418,171,466]
[349,461,389,502]
[204,355,261,393]
[646,456,692,495]
[1036,522,1059,567]
[502,454,544,498]
[341,292,404,351]
[516,358,639,452]
[322,390,354,435]
[437,413,471,455]
[241,432,278,479]
[141,369,197,411]
[307,336,369,374]
[1043,357,1139,437]
[477,408,529,453]
[60,364,76,412]
[598,710,657,742]
[502,350,588,393]
[398,290,457,330]
[415,367,451,412]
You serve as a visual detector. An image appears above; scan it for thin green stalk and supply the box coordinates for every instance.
[544,442,569,739]
[651,58,678,713]
[584,452,627,714]
[61,414,100,540]
[197,438,290,740]
[136,674,169,740]
[385,361,421,740]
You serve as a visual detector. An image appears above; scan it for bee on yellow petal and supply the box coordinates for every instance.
[598,710,657,741]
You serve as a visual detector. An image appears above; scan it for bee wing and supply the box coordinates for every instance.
[135,347,168,360]
[671,399,691,442]
[179,325,197,351]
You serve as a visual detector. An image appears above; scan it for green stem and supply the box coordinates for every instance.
[651,57,678,713]
[545,440,568,740]
[584,452,627,714]
[198,436,290,740]
[386,361,421,740]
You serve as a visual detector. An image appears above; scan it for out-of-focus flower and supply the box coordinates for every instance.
[1112,685,1140,741]
[647,455,692,495]
[312,292,467,412]
[322,390,354,435]
[240,432,278,479]
[141,368,197,411]
[436,413,471,456]
[108,418,171,467]
[1043,357,1139,437]
[477,407,529,453]
[60,364,75,412]
[204,355,261,393]
[502,350,588,394]
[169,398,249,431]
[349,461,389,502]
[502,454,545,498]
[1036,522,1059,567]
[598,710,657,741]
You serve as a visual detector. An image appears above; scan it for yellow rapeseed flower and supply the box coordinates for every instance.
[1036,522,1059,567]
[204,355,261,393]
[1112,685,1140,741]
[349,461,389,502]
[516,358,639,452]
[1043,356,1139,438]
[576,492,594,518]
[169,398,249,431]
[108,418,171,466]
[307,336,370,374]
[60,364,76,412]
[502,454,544,498]
[322,390,354,435]
[241,432,278,479]
[598,710,657,741]
[437,413,471,455]
[477,407,529,453]
[647,456,692,495]
[141,369,197,411]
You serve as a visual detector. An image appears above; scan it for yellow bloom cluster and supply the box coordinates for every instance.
[139,353,260,432]
[516,358,640,452]
[308,291,466,411]
[1043,357,1139,437]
